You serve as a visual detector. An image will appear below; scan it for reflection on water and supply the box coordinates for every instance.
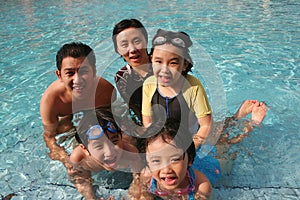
[0,0,299,199]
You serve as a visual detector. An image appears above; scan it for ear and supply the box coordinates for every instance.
[55,70,61,79]
[92,66,96,77]
[182,60,189,72]
[79,144,90,157]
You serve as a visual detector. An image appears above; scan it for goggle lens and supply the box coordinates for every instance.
[153,36,186,48]
[86,121,120,140]
[86,125,104,140]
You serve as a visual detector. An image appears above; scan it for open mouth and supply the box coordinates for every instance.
[158,75,171,84]
[161,176,177,186]
[73,85,84,93]
[103,156,118,168]
[129,55,140,62]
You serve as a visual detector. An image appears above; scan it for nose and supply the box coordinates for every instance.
[160,64,169,73]
[160,164,173,174]
[103,142,116,159]
[73,71,81,84]
[128,42,137,53]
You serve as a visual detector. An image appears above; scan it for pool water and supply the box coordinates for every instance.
[0,0,299,199]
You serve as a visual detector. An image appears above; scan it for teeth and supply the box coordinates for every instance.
[73,86,83,90]
[105,157,117,164]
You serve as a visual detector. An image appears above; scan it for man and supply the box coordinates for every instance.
[40,42,116,169]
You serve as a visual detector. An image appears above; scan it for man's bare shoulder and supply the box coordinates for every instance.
[95,76,116,106]
[40,80,72,122]
[122,141,139,153]
[97,77,114,88]
[42,80,65,98]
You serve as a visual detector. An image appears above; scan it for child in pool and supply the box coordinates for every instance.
[128,119,212,200]
[126,101,266,199]
[142,29,212,149]
[68,109,143,199]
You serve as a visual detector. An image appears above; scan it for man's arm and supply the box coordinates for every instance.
[40,91,71,168]
[68,167,96,200]
[42,124,70,166]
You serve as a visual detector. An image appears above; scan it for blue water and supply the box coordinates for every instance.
[0,0,299,199]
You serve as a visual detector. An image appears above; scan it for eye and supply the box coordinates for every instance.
[170,61,179,66]
[150,159,161,166]
[79,68,89,75]
[120,42,128,48]
[65,71,75,76]
[153,59,162,64]
[93,144,104,150]
[133,38,141,44]
[108,135,120,145]
[171,156,182,163]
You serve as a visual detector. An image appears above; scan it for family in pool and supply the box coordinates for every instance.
[40,19,267,200]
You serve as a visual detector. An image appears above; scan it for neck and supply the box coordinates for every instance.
[158,76,184,97]
[131,62,151,77]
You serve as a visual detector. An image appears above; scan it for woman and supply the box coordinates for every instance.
[113,19,153,126]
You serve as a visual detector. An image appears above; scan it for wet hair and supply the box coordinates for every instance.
[76,109,121,148]
[150,29,194,75]
[142,118,196,165]
[112,18,148,54]
[56,42,96,71]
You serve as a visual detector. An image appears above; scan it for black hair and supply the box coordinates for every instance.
[150,29,194,75]
[56,42,96,71]
[76,109,121,148]
[142,118,196,165]
[112,18,148,54]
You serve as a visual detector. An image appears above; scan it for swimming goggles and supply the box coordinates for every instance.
[153,35,186,48]
[86,122,120,140]
[152,29,189,48]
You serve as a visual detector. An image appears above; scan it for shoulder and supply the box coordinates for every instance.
[115,65,130,82]
[143,76,157,97]
[193,168,212,197]
[185,74,202,86]
[69,145,86,164]
[97,77,114,87]
[95,76,116,106]
[41,80,64,99]
[183,74,206,94]
[40,80,67,111]
[96,76,115,94]
[144,75,157,85]
[122,141,139,153]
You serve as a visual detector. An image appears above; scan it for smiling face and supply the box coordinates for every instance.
[151,44,187,88]
[56,56,96,100]
[146,135,190,191]
[87,130,123,169]
[116,27,149,68]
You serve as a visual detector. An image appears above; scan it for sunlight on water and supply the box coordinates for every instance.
[0,0,299,199]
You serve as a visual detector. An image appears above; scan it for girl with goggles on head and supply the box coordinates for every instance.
[142,28,213,150]
[128,119,212,200]
[69,109,143,199]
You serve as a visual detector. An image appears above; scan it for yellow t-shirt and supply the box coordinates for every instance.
[142,74,212,119]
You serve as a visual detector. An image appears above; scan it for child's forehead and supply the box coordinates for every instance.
[153,43,183,56]
[147,137,184,156]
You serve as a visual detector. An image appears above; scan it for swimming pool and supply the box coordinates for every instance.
[0,0,299,199]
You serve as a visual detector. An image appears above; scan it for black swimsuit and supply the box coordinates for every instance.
[115,64,153,124]
[151,89,194,127]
